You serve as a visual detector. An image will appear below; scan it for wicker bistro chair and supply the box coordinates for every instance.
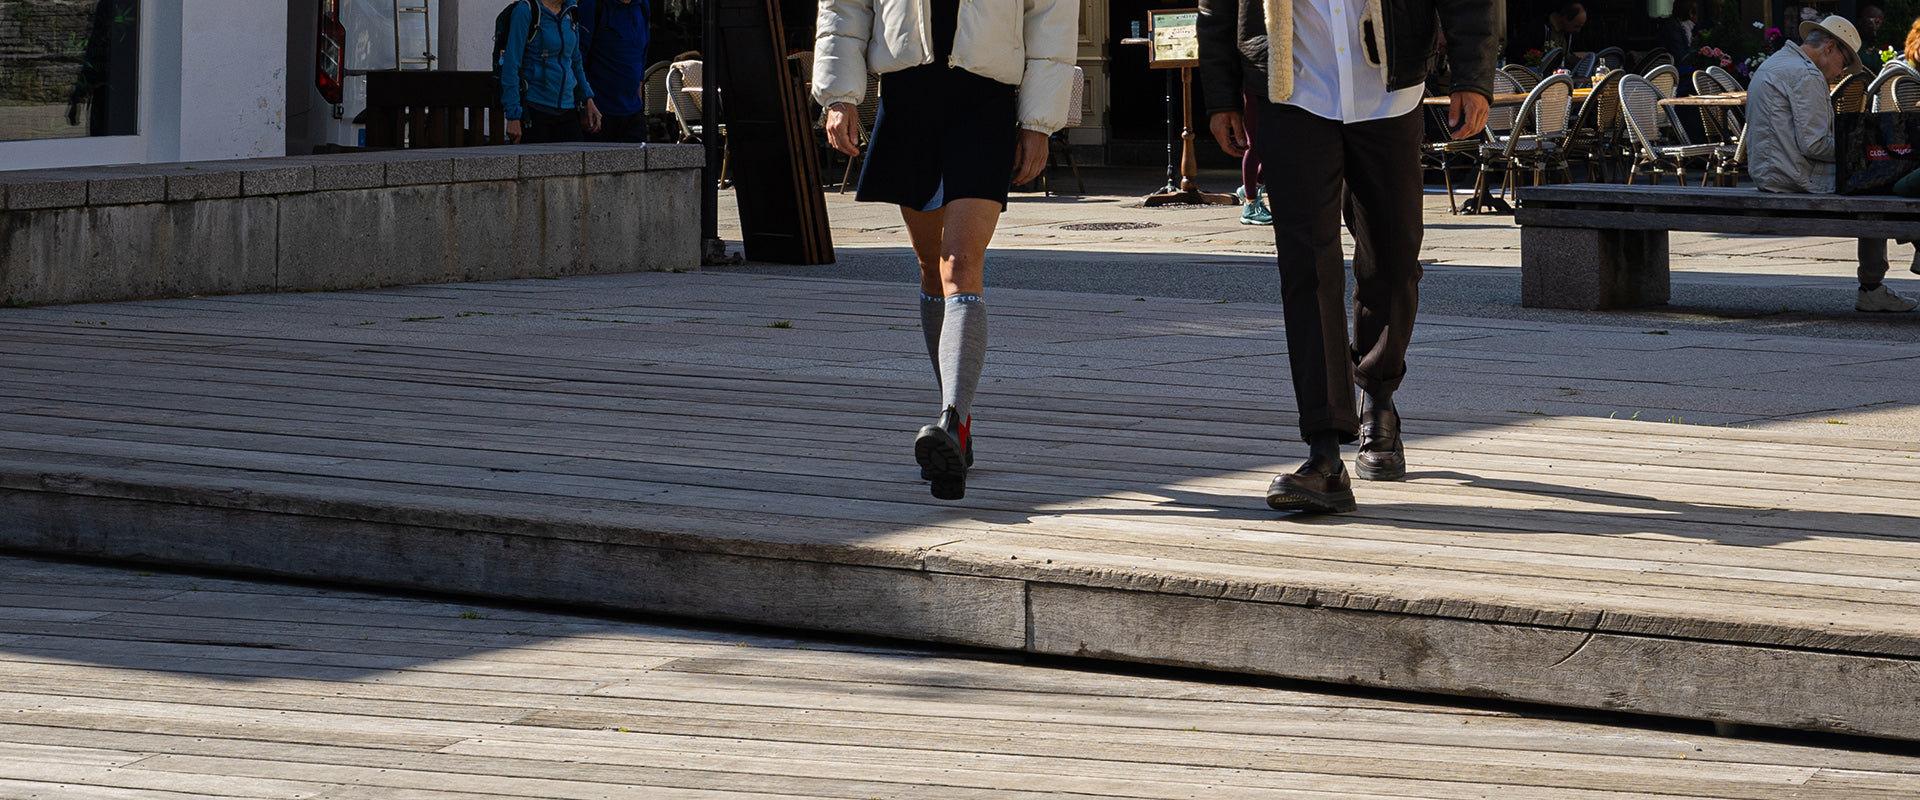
[667,60,707,139]
[641,60,676,141]
[1502,63,1542,93]
[1643,63,1682,141]
[1560,69,1629,182]
[1568,52,1599,87]
[1868,61,1920,111]
[667,60,730,184]
[1873,72,1920,112]
[1706,65,1743,94]
[1687,67,1744,145]
[1470,73,1575,205]
[1618,73,1719,184]
[1644,63,1680,98]
[1707,123,1749,187]
[1831,70,1871,113]
[1637,48,1676,73]
[1595,46,1628,73]
[1483,69,1524,139]
[1540,47,1566,75]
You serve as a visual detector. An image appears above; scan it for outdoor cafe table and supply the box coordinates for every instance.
[1420,88,1593,107]
[1658,92,1747,107]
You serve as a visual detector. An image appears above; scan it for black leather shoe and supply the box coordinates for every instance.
[915,407,968,500]
[1265,455,1356,513]
[920,413,972,480]
[1355,407,1406,482]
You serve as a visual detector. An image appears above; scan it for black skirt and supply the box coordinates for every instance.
[856,65,1019,211]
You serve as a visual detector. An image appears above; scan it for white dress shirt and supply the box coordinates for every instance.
[1282,0,1423,123]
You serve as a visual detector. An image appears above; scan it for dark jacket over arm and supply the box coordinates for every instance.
[1199,0,1497,117]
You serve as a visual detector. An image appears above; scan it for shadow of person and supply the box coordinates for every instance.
[1334,469,1919,547]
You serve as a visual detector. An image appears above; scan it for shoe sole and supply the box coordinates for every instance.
[1265,484,1357,513]
[1239,218,1272,226]
[920,443,974,481]
[915,425,967,500]
[1353,460,1406,482]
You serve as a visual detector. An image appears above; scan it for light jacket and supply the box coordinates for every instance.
[811,0,1079,134]
[502,0,596,121]
[1748,42,1836,193]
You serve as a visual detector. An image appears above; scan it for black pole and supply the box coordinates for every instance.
[701,0,726,264]
[1161,69,1178,194]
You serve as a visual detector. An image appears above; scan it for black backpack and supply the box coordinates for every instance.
[492,0,580,106]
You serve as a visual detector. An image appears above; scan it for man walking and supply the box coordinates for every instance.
[579,0,652,143]
[1748,15,1918,312]
[1199,0,1494,512]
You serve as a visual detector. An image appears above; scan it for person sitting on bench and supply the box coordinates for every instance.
[1749,15,1918,312]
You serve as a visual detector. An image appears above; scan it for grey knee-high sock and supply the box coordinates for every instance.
[919,292,944,387]
[938,293,987,418]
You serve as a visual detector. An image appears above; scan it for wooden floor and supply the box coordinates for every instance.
[2,555,1918,800]
[3,273,1920,740]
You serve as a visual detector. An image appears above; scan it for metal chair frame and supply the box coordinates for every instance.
[1539,47,1566,76]
[1561,69,1629,182]
[1502,63,1542,93]
[1471,73,1576,205]
[1618,73,1718,185]
[1831,70,1871,114]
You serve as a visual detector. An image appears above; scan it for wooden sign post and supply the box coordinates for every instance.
[1138,8,1234,207]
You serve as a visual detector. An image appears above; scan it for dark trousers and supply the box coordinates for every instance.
[521,107,584,144]
[1252,100,1425,443]
[589,111,649,143]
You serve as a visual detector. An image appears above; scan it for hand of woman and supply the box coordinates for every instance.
[825,103,861,156]
[1011,129,1049,186]
[506,118,524,144]
[583,99,604,134]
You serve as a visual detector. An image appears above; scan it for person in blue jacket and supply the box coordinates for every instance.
[502,0,602,143]
[579,0,651,143]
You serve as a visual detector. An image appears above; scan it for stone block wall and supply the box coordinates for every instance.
[0,143,703,305]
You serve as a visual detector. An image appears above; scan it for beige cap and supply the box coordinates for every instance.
[1801,15,1865,74]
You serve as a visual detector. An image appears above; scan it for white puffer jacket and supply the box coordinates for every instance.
[812,0,1080,134]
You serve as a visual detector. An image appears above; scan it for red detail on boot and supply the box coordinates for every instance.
[959,415,971,451]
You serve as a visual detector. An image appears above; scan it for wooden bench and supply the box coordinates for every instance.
[1514,184,1920,309]
[364,71,507,149]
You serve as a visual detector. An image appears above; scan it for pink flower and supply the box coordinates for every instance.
[1720,57,1733,67]
[1765,26,1782,40]
[1698,46,1714,55]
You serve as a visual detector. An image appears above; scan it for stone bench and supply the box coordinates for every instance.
[0,143,702,306]
[1514,184,1920,310]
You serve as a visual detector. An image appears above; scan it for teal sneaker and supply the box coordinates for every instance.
[1241,197,1272,226]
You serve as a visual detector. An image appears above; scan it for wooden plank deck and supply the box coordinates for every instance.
[2,555,1917,799]
[3,273,1920,740]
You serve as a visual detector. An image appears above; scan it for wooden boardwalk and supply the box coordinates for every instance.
[3,273,1920,740]
[2,555,1918,799]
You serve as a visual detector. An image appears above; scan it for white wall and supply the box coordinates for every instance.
[0,0,286,171]
[176,0,289,161]
[449,0,500,72]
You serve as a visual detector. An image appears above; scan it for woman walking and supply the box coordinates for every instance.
[814,0,1077,500]
[501,0,602,143]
